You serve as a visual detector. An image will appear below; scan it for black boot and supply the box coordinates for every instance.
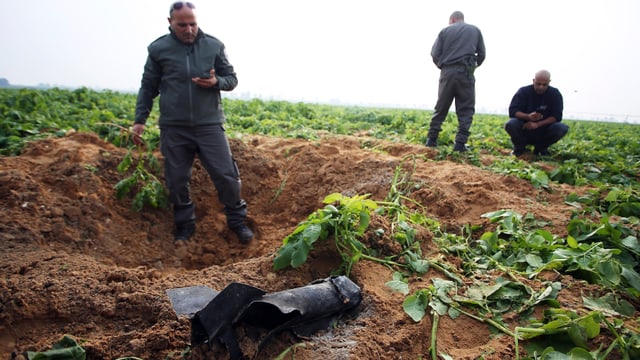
[453,143,468,152]
[174,222,195,241]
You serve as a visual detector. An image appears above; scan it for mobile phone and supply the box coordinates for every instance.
[199,71,212,79]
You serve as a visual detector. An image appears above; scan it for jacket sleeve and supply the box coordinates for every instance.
[134,53,161,125]
[549,88,564,122]
[430,32,444,68]
[508,87,527,118]
[214,45,238,91]
[475,29,486,66]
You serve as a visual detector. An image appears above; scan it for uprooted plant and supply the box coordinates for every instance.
[105,123,168,212]
[272,155,448,277]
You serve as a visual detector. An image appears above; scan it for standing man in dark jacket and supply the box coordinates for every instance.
[132,1,253,243]
[426,11,485,152]
[505,70,569,157]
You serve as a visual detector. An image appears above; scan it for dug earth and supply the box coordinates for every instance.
[0,132,608,359]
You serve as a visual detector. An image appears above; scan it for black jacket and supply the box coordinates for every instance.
[135,28,238,127]
[508,85,563,122]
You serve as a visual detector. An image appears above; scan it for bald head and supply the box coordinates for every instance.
[535,70,551,81]
[533,70,551,94]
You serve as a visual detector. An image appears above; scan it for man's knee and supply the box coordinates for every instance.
[549,122,569,141]
[504,118,522,135]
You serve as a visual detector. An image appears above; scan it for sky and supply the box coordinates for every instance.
[2,0,639,123]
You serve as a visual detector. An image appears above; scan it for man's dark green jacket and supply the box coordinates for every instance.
[135,28,238,127]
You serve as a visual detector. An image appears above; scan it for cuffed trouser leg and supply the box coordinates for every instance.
[161,127,197,227]
[453,73,476,146]
[427,69,456,141]
[195,125,247,228]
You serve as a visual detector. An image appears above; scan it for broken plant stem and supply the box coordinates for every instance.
[430,310,439,360]
[428,259,464,285]
[456,307,516,338]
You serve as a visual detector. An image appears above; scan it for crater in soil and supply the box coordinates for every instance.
[0,132,597,359]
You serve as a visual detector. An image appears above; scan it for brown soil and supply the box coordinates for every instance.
[0,131,627,359]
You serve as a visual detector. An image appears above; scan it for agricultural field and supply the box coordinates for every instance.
[0,87,638,359]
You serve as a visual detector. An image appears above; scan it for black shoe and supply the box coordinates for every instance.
[231,225,254,244]
[533,146,551,156]
[425,138,437,147]
[175,223,195,241]
[453,143,468,152]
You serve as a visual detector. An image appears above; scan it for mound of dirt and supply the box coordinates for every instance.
[0,131,600,359]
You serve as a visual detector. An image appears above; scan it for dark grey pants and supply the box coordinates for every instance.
[504,118,569,152]
[427,65,476,145]
[160,124,247,229]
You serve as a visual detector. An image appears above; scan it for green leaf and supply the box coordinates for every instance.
[566,346,597,359]
[323,192,344,204]
[290,240,312,268]
[596,260,621,286]
[530,169,550,188]
[526,253,544,268]
[117,150,132,173]
[621,265,640,292]
[567,322,588,349]
[577,313,601,339]
[429,298,449,316]
[27,335,86,360]
[386,279,409,295]
[566,235,578,248]
[357,210,370,235]
[273,245,295,270]
[407,258,430,274]
[403,293,428,322]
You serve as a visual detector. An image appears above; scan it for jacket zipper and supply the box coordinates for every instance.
[186,47,194,126]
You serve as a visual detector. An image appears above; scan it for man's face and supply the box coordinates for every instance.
[533,77,550,95]
[168,7,198,44]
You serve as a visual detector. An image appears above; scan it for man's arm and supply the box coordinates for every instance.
[134,55,161,125]
[431,33,443,68]
[475,29,486,66]
[214,45,238,91]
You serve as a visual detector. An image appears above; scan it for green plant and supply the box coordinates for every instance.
[273,192,384,275]
[114,146,168,212]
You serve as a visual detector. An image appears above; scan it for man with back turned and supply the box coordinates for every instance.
[426,11,486,152]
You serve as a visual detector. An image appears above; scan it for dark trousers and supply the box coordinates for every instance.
[160,124,247,229]
[427,65,476,145]
[504,118,569,152]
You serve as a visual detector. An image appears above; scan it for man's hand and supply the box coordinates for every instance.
[522,111,544,130]
[192,69,218,88]
[528,112,543,122]
[523,121,540,130]
[132,123,145,146]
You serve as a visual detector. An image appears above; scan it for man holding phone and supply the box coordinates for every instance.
[132,1,254,243]
[505,70,569,157]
